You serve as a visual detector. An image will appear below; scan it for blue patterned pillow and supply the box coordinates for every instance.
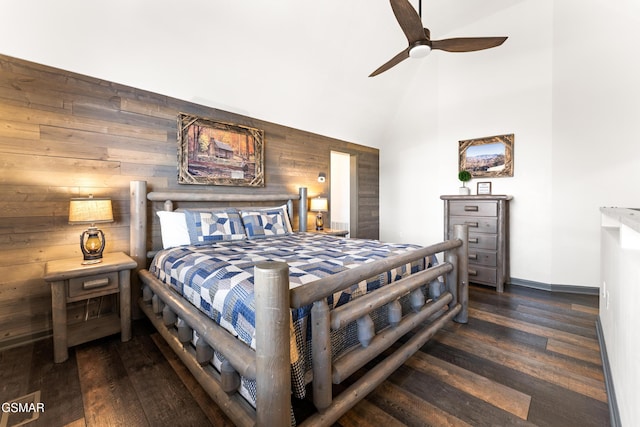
[184,209,246,244]
[240,205,292,239]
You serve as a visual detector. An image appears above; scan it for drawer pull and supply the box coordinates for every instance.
[468,238,479,244]
[468,269,478,276]
[464,205,479,212]
[468,254,478,260]
[83,278,110,290]
[465,221,479,228]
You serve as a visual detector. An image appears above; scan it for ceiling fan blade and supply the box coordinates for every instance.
[431,37,507,52]
[390,0,427,44]
[369,48,411,77]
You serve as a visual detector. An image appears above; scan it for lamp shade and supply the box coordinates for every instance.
[310,197,328,212]
[69,197,114,224]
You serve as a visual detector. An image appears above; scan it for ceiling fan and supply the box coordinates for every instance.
[369,0,508,77]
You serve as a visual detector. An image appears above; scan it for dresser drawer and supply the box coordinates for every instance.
[450,201,497,217]
[68,271,119,300]
[469,250,497,267]
[468,233,497,251]
[449,216,498,234]
[468,265,497,286]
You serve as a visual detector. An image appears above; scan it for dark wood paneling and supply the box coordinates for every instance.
[0,53,379,348]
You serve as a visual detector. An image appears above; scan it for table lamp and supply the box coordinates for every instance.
[310,197,328,231]
[69,196,114,264]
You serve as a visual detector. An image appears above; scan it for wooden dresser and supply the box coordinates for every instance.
[441,195,512,292]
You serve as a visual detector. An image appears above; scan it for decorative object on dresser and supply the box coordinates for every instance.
[310,196,329,230]
[177,113,265,187]
[68,196,114,264]
[458,170,472,195]
[477,181,492,195]
[459,134,514,178]
[441,195,512,292]
[44,252,136,363]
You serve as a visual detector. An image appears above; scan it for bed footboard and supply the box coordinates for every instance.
[139,262,293,427]
[295,224,468,426]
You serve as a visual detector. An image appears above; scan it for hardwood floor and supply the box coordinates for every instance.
[0,284,610,427]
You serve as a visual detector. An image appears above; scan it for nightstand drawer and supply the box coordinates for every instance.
[68,271,119,300]
[449,201,497,217]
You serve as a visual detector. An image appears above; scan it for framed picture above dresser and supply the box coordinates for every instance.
[441,195,512,292]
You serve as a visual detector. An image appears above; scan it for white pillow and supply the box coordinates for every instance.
[156,211,190,249]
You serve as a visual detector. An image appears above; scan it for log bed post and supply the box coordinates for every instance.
[130,180,147,319]
[254,262,291,427]
[453,224,469,324]
[299,187,307,232]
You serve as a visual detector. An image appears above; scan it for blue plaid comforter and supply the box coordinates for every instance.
[150,232,430,401]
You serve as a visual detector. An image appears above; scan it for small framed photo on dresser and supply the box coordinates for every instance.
[477,182,492,195]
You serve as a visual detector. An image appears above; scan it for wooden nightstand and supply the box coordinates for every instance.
[312,228,349,237]
[44,252,137,363]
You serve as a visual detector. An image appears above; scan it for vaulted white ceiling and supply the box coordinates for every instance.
[0,0,521,145]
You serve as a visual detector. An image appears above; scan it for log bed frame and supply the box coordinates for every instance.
[129,180,469,426]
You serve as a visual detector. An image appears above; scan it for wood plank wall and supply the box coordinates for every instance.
[0,54,379,349]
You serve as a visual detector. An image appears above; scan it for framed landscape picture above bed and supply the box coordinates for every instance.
[178,113,265,186]
[459,133,514,178]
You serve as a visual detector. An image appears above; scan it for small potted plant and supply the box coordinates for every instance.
[458,170,472,195]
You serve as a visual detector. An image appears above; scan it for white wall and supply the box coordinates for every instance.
[600,212,640,426]
[381,0,640,289]
[380,0,555,285]
[552,0,640,286]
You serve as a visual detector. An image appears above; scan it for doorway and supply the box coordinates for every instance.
[330,151,355,237]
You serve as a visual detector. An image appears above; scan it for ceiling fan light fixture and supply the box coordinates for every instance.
[409,44,431,58]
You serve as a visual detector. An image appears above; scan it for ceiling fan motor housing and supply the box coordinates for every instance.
[409,41,431,58]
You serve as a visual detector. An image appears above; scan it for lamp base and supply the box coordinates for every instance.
[315,213,324,231]
[80,228,106,264]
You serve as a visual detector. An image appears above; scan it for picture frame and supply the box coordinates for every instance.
[477,182,492,195]
[178,113,264,186]
[459,134,514,178]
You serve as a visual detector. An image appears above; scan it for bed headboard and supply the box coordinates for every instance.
[129,180,306,313]
[130,180,306,259]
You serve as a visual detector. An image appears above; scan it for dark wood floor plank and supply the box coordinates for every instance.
[151,333,235,426]
[546,338,603,366]
[495,284,600,308]
[571,303,599,315]
[389,365,537,427]
[516,304,599,330]
[75,339,149,427]
[365,381,473,427]
[470,300,598,339]
[28,337,84,427]
[468,306,600,351]
[0,342,33,402]
[405,351,531,419]
[117,332,215,427]
[423,341,610,427]
[451,314,549,350]
[433,327,607,402]
[338,397,406,427]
